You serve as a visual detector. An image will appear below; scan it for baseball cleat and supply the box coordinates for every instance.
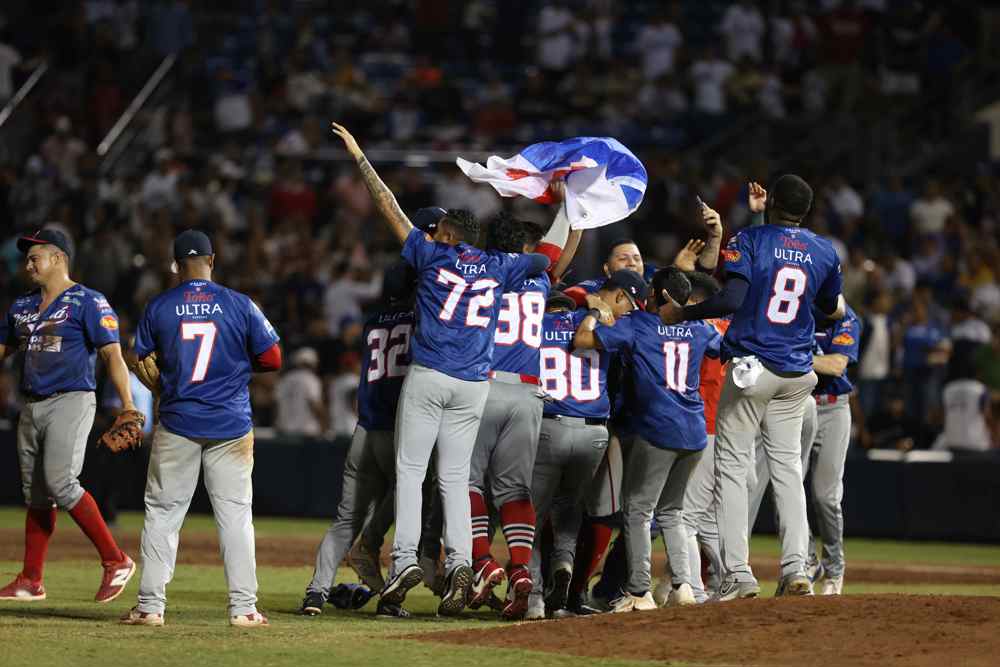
[610,593,637,613]
[437,564,473,617]
[820,577,843,596]
[96,554,136,603]
[230,611,269,627]
[633,591,658,611]
[711,579,761,602]
[566,590,603,616]
[525,592,546,621]
[544,562,572,613]
[652,576,671,607]
[775,574,813,597]
[300,591,325,616]
[468,558,505,610]
[667,583,697,607]
[375,600,411,619]
[349,541,386,592]
[807,558,825,584]
[551,607,577,619]
[501,567,533,620]
[0,574,46,601]
[120,606,165,626]
[380,564,424,606]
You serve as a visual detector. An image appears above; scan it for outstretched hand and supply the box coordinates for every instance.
[748,181,767,213]
[673,239,706,272]
[331,122,364,159]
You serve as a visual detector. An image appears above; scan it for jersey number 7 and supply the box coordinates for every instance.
[181,321,217,383]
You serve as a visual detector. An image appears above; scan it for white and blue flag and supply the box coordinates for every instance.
[456,137,647,230]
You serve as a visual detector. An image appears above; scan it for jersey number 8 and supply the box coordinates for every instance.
[766,266,808,324]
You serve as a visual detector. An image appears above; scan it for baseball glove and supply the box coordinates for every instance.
[99,410,146,453]
[128,352,161,394]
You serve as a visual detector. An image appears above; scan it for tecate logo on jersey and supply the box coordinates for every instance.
[175,304,224,317]
[184,290,215,303]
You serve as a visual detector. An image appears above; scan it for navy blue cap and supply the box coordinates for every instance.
[173,230,213,262]
[605,269,648,306]
[18,229,72,258]
[412,207,446,233]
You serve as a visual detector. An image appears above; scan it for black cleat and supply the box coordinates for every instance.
[437,565,473,617]
[375,600,412,619]
[380,564,424,606]
[300,591,325,616]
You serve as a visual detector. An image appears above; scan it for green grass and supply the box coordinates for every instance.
[0,508,998,667]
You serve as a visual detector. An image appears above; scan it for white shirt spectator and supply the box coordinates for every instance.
[829,181,864,220]
[690,58,734,114]
[323,272,382,337]
[719,3,765,62]
[757,73,785,119]
[635,21,683,80]
[933,379,992,452]
[884,256,916,294]
[802,69,828,114]
[275,356,324,437]
[0,41,22,102]
[537,4,577,72]
[859,313,891,380]
[910,195,955,236]
[952,317,992,344]
[141,167,179,211]
[637,80,688,116]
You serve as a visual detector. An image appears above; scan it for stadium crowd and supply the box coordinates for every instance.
[0,0,997,452]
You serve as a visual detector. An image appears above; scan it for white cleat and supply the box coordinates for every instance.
[667,583,697,607]
[820,577,843,596]
[230,611,269,628]
[652,576,671,607]
[633,591,658,611]
[119,606,165,626]
[525,592,545,620]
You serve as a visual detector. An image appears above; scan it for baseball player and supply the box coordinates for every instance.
[120,230,281,627]
[575,268,721,611]
[300,260,416,618]
[806,305,862,595]
[526,271,645,620]
[468,208,580,620]
[331,123,550,616]
[659,176,844,599]
[0,229,141,604]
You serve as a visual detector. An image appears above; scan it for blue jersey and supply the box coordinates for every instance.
[902,320,948,370]
[401,228,543,382]
[596,312,721,451]
[358,307,414,431]
[134,279,280,440]
[540,309,612,419]
[492,274,550,377]
[721,225,842,373]
[1,285,119,396]
[566,263,658,305]
[814,306,862,396]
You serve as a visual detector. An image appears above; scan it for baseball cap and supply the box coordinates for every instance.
[173,229,213,262]
[546,290,577,311]
[412,206,446,233]
[605,269,648,308]
[292,347,319,368]
[17,229,73,258]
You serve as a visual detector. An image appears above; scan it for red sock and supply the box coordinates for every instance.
[499,498,535,569]
[571,520,613,593]
[470,490,492,563]
[22,507,57,582]
[68,492,123,564]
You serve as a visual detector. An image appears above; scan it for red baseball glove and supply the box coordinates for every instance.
[99,409,146,453]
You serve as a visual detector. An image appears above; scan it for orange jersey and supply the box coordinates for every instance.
[699,318,730,435]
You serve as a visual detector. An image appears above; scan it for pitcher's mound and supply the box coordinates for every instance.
[420,594,1000,666]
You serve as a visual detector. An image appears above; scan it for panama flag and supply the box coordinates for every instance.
[456,137,647,230]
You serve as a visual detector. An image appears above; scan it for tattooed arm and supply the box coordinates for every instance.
[331,122,414,245]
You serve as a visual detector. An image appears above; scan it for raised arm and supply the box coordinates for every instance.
[331,122,413,245]
[697,198,723,272]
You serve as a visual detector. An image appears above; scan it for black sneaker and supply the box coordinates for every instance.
[300,591,325,616]
[437,564,473,617]
[375,600,412,619]
[544,564,572,614]
[567,591,602,616]
[380,564,424,606]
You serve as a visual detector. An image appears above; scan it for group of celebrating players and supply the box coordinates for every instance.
[0,120,859,626]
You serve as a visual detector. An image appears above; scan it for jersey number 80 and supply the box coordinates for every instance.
[540,347,600,401]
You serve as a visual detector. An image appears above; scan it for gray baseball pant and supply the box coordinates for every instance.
[389,364,490,579]
[682,434,722,602]
[17,392,96,509]
[623,436,701,594]
[809,399,852,579]
[137,426,257,616]
[307,426,395,597]
[528,415,608,594]
[714,364,817,584]
[747,396,817,531]
[469,377,543,504]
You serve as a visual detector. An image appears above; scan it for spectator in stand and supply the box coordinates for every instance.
[933,375,994,453]
[328,350,361,439]
[140,148,179,212]
[819,0,870,112]
[910,179,955,238]
[690,46,735,117]
[536,1,581,83]
[322,261,382,339]
[827,175,864,228]
[718,0,765,63]
[41,117,87,190]
[948,296,992,381]
[881,251,917,295]
[275,347,327,439]
[858,289,894,418]
[0,28,23,103]
[771,3,818,69]
[147,0,194,56]
[900,297,951,437]
[635,7,683,81]
[269,159,317,225]
[870,175,915,245]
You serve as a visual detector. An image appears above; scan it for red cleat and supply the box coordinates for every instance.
[0,574,46,601]
[95,554,135,603]
[468,558,505,610]
[502,567,533,620]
